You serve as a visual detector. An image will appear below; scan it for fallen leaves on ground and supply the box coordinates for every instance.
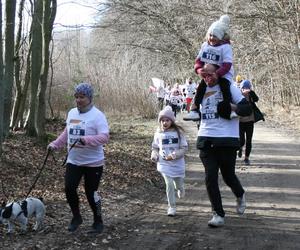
[0,115,163,249]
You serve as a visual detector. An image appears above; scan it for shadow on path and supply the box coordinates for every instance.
[110,116,300,250]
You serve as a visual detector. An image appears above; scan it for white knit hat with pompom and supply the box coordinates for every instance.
[207,14,230,40]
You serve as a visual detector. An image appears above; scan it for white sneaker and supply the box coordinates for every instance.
[177,187,185,199]
[183,111,200,121]
[236,193,246,215]
[208,213,224,227]
[167,207,176,217]
[230,111,238,119]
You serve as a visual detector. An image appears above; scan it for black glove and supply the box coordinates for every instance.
[217,101,231,120]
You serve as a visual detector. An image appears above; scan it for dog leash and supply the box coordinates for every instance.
[61,139,82,166]
[25,149,52,198]
[25,139,83,198]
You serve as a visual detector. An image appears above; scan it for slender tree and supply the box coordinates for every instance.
[36,0,57,139]
[3,0,16,136]
[0,0,4,156]
[10,0,25,130]
[26,0,43,136]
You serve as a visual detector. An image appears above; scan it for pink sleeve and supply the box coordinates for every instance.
[216,62,232,77]
[194,58,204,74]
[49,127,68,150]
[82,133,109,147]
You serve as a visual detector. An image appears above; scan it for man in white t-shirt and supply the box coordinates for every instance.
[194,64,252,228]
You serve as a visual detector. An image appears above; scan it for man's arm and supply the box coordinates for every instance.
[232,98,253,116]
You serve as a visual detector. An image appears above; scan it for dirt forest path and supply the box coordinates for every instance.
[111,115,300,250]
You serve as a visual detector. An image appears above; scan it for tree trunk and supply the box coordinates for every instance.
[3,0,16,136]
[36,0,57,140]
[47,40,55,119]
[10,0,25,130]
[0,0,4,156]
[26,0,43,136]
[16,44,32,129]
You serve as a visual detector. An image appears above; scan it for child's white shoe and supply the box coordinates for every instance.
[167,207,176,217]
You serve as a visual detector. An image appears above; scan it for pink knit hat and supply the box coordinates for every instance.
[158,106,175,122]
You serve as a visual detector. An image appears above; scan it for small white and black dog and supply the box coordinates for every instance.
[0,197,46,234]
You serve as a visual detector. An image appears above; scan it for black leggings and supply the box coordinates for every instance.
[239,121,254,157]
[65,164,103,222]
[170,104,180,117]
[200,147,244,217]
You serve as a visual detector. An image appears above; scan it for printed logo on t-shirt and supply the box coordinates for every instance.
[201,91,222,120]
[159,134,179,161]
[186,85,196,98]
[162,138,179,145]
[170,96,181,105]
[204,91,217,99]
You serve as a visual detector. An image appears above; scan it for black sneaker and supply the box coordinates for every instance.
[87,222,104,234]
[68,216,83,232]
[244,159,250,165]
[238,148,242,158]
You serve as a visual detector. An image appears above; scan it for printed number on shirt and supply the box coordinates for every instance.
[201,51,221,64]
[70,128,84,136]
[69,126,85,145]
[202,112,219,120]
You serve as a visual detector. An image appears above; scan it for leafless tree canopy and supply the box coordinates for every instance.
[50,0,299,118]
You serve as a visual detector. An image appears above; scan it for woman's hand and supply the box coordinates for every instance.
[241,88,251,96]
[47,144,55,152]
[79,137,86,145]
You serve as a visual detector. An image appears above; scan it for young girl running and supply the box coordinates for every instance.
[151,106,188,216]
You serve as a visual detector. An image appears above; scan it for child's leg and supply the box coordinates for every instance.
[162,174,176,208]
[174,177,184,188]
[174,177,185,198]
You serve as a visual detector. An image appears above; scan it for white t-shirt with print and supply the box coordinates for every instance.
[152,130,187,178]
[197,42,234,82]
[67,106,109,166]
[169,94,183,107]
[198,84,243,138]
[184,83,197,98]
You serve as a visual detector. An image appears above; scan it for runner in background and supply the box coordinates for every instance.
[183,78,197,113]
[238,79,264,165]
[235,75,243,88]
